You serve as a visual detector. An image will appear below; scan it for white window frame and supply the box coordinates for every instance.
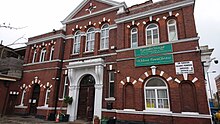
[49,46,54,61]
[167,19,178,41]
[73,31,81,54]
[109,72,115,97]
[20,90,26,106]
[144,77,170,112]
[100,24,109,50]
[32,49,37,63]
[85,28,95,52]
[146,23,160,45]
[131,28,138,48]
[44,89,50,106]
[39,48,46,62]
[62,76,69,99]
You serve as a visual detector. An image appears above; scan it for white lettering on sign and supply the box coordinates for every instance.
[175,61,194,75]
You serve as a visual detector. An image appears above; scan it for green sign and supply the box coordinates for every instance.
[135,54,174,67]
[135,44,173,57]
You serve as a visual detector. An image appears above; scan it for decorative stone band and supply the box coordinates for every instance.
[102,109,211,119]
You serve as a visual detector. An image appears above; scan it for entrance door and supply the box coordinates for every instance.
[77,75,95,121]
[5,95,17,115]
[29,84,40,115]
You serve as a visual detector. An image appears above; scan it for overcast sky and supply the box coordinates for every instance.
[0,0,220,96]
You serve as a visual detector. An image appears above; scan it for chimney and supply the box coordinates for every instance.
[0,40,3,45]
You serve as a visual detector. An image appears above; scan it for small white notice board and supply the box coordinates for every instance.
[175,61,194,75]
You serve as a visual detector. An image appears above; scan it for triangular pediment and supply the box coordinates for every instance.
[62,0,124,24]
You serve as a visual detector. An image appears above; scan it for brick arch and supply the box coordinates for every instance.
[26,76,44,90]
[174,73,198,84]
[120,76,137,86]
[137,66,173,85]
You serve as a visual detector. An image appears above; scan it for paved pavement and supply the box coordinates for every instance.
[0,115,70,124]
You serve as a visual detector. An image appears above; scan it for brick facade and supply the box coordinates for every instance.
[14,0,211,123]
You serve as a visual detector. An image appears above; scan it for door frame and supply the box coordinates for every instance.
[66,58,104,122]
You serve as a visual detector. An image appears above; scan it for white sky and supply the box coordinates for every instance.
[0,0,220,96]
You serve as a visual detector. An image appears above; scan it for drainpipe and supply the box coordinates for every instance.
[54,39,66,116]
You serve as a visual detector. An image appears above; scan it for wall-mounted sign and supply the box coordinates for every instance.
[135,44,173,57]
[135,54,174,67]
[175,61,194,75]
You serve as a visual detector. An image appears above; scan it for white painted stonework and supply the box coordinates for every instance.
[66,58,104,121]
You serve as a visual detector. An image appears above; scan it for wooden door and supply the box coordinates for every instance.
[77,75,95,121]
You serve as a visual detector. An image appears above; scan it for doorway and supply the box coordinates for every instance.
[29,84,40,115]
[77,75,95,121]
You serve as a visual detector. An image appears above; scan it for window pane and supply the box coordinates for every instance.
[157,89,167,98]
[110,82,114,97]
[148,24,157,29]
[146,78,166,87]
[146,89,155,98]
[146,99,156,108]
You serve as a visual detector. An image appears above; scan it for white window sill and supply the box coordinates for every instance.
[71,53,80,56]
[105,97,115,102]
[59,98,64,101]
[84,51,94,54]
[99,48,109,51]
[144,109,171,113]
[181,112,199,115]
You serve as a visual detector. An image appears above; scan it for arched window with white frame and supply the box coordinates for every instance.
[49,46,54,61]
[32,49,37,63]
[86,28,95,52]
[144,77,170,111]
[131,28,138,48]
[44,88,50,106]
[167,19,178,41]
[73,31,81,54]
[39,47,46,62]
[100,24,109,50]
[146,23,159,45]
[20,90,26,106]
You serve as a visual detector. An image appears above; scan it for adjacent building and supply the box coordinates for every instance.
[14,0,212,123]
[0,45,25,117]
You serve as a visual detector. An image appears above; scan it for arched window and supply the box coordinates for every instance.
[39,47,46,62]
[144,77,170,111]
[73,31,81,54]
[86,28,95,52]
[131,28,138,48]
[146,24,159,45]
[100,24,109,50]
[20,90,26,106]
[49,46,54,61]
[44,88,50,106]
[167,19,178,41]
[32,49,37,63]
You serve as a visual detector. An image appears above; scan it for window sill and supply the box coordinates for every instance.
[59,98,64,101]
[105,97,115,102]
[143,109,171,113]
[99,48,109,52]
[71,53,80,56]
[83,51,94,54]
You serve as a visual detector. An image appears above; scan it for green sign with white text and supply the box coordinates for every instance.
[135,54,174,67]
[135,44,173,57]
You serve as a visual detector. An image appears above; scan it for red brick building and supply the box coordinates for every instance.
[14,0,212,123]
